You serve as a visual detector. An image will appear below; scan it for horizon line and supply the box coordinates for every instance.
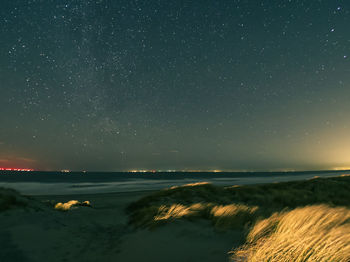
[1,168,350,173]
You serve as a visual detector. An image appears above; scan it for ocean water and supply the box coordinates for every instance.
[0,170,348,195]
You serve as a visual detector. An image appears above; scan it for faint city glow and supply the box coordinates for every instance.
[332,167,350,171]
[129,170,156,173]
[0,167,34,171]
[129,170,146,173]
[128,169,225,173]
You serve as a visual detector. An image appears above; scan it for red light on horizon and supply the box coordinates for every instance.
[0,167,34,171]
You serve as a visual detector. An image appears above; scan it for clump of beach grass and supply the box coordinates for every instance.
[210,204,258,230]
[0,187,29,211]
[231,204,350,262]
[54,200,91,211]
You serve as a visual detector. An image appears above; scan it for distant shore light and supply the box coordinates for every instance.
[0,168,34,171]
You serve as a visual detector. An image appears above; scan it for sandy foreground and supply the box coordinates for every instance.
[0,191,240,262]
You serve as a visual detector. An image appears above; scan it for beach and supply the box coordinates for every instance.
[1,174,350,262]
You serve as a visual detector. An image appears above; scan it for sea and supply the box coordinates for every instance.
[0,170,348,195]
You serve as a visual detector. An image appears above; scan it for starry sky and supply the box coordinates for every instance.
[1,0,350,171]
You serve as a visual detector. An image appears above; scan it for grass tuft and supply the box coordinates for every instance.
[0,187,29,211]
[231,205,350,261]
[210,204,258,230]
[54,200,91,211]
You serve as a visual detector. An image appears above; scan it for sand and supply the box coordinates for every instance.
[0,190,240,262]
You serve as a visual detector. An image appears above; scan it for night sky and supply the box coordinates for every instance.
[1,0,350,171]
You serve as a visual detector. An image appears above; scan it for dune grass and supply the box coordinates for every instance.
[126,182,259,229]
[54,200,91,211]
[0,187,29,211]
[0,187,92,212]
[231,205,350,261]
[126,175,350,229]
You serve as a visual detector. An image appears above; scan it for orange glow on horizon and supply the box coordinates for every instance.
[0,167,34,171]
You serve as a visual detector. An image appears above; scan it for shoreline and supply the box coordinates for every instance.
[1,170,348,196]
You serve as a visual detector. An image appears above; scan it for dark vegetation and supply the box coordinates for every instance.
[0,187,29,211]
[126,175,350,230]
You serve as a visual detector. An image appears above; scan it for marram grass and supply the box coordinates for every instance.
[231,205,350,262]
[0,187,29,211]
[54,200,91,211]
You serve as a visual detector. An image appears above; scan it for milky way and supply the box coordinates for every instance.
[1,0,350,171]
